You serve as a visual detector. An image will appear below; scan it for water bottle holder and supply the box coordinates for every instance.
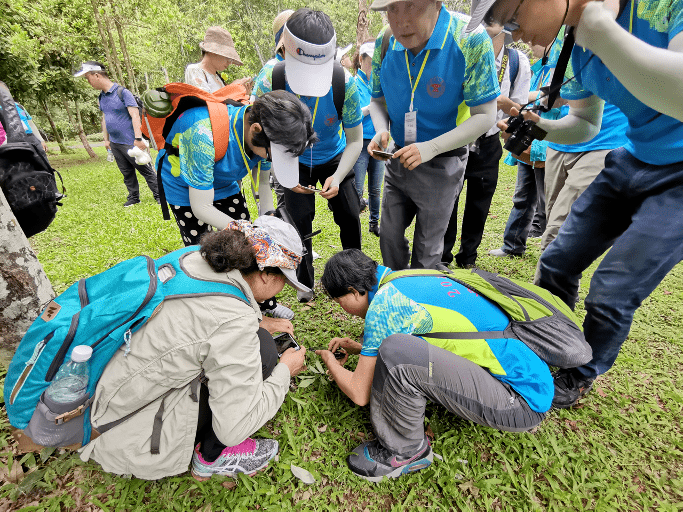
[23,392,90,448]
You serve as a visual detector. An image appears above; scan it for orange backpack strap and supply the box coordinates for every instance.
[206,102,231,161]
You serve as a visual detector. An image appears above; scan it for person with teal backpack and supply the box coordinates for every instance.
[316,249,591,482]
[5,216,309,480]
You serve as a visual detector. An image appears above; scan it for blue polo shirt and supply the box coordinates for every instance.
[548,102,629,153]
[98,83,137,146]
[355,69,376,140]
[361,266,553,413]
[252,62,363,166]
[158,104,270,207]
[371,8,500,147]
[560,0,683,165]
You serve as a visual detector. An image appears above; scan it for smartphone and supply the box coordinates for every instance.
[273,333,300,357]
[311,347,346,360]
[299,184,322,192]
[372,149,394,158]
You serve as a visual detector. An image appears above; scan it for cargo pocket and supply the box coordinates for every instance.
[24,392,89,448]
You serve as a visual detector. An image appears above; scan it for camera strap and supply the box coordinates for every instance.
[538,27,575,113]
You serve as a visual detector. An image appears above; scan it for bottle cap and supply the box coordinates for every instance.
[71,345,93,363]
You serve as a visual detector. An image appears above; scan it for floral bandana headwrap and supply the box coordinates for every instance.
[225,220,302,271]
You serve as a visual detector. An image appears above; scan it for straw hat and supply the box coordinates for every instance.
[273,10,295,52]
[199,27,243,66]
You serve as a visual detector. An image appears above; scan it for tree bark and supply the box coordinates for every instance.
[40,100,68,154]
[89,0,120,84]
[104,12,125,88]
[0,188,54,361]
[356,0,372,59]
[109,0,138,94]
[63,97,97,159]
[162,67,170,83]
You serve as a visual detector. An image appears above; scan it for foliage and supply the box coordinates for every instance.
[0,148,681,510]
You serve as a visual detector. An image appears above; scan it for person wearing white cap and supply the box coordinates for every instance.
[80,217,309,480]
[468,0,683,409]
[252,8,365,302]
[185,26,243,93]
[366,0,500,272]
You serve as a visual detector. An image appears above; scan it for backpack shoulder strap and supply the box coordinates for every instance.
[332,62,345,123]
[508,48,520,87]
[206,103,231,162]
[272,61,286,92]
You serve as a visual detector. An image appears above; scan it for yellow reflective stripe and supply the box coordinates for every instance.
[629,0,635,33]
[421,303,476,333]
[426,337,507,376]
[441,15,452,49]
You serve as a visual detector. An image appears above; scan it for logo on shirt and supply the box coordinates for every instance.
[325,114,338,127]
[426,76,445,99]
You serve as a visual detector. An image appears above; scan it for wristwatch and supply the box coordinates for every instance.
[134,137,143,141]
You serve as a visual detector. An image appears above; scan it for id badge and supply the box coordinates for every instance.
[404,110,417,145]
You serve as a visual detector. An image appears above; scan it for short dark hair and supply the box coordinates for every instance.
[200,229,282,278]
[321,249,378,298]
[286,8,334,45]
[250,90,318,156]
[85,60,109,78]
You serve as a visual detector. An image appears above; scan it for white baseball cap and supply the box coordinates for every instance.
[74,62,105,77]
[269,143,300,189]
[283,11,337,97]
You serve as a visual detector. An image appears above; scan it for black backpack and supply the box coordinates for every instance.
[0,88,64,238]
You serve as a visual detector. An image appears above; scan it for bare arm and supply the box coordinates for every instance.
[127,106,146,150]
[320,353,377,406]
[101,114,110,150]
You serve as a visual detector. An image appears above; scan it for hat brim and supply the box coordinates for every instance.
[466,0,498,33]
[270,143,300,189]
[281,267,311,292]
[284,50,334,97]
[199,42,244,66]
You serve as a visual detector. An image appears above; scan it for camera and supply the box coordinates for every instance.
[503,113,548,157]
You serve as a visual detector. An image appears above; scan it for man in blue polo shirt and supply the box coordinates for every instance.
[252,8,364,302]
[470,0,683,408]
[367,0,499,271]
[75,61,159,207]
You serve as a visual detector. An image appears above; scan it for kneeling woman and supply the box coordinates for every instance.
[317,249,553,482]
[81,217,308,480]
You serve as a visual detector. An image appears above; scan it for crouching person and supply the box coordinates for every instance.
[317,249,554,481]
[80,217,308,480]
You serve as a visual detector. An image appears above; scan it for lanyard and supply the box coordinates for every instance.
[498,48,510,85]
[232,106,261,196]
[404,49,430,112]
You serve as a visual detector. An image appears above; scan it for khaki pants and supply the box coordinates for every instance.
[541,148,612,250]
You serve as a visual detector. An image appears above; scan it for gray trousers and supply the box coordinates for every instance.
[370,334,545,456]
[379,146,467,270]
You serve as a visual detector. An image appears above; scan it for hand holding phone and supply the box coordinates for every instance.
[311,347,346,360]
[274,332,300,357]
[371,149,394,159]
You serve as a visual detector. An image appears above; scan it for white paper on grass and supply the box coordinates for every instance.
[290,464,316,484]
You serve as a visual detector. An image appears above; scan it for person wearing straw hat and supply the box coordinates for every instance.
[80,216,310,480]
[467,0,683,409]
[185,27,244,93]
[366,0,500,272]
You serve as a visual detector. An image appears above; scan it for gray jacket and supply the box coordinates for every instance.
[79,252,290,479]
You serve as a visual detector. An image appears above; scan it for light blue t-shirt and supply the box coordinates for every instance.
[252,61,363,166]
[355,69,376,140]
[15,103,33,134]
[158,105,270,207]
[371,8,500,147]
[361,266,553,413]
[548,102,629,153]
[560,0,683,164]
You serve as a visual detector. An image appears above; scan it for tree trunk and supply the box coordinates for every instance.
[63,98,97,159]
[40,100,68,154]
[103,9,125,87]
[0,188,54,361]
[145,72,150,89]
[89,0,120,84]
[162,67,170,83]
[109,0,137,94]
[356,0,372,54]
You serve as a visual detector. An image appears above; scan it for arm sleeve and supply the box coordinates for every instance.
[189,187,235,229]
[414,99,497,162]
[203,314,291,447]
[331,124,363,186]
[536,95,605,145]
[368,97,390,142]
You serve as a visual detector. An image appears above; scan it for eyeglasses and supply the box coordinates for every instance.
[265,145,272,162]
[484,0,525,34]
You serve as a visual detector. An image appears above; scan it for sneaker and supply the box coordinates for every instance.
[528,230,543,239]
[264,304,295,320]
[369,222,380,237]
[347,437,433,482]
[489,248,521,258]
[191,438,278,481]
[297,290,315,303]
[312,250,321,261]
[124,198,141,207]
[552,368,595,409]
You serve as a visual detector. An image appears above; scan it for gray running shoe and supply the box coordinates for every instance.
[347,436,432,482]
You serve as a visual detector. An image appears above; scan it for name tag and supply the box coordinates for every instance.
[404,110,417,145]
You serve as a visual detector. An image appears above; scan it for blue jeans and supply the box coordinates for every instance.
[353,139,384,224]
[537,148,683,380]
[501,162,546,254]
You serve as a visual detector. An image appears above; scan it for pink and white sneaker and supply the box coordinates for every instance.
[191,438,278,480]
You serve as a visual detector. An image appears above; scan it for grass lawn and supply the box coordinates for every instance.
[1,147,682,511]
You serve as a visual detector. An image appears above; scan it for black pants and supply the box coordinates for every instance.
[110,142,159,201]
[443,134,502,267]
[282,153,362,289]
[195,328,279,462]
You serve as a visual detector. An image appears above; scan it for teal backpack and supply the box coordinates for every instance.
[4,245,248,448]
[379,268,592,369]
